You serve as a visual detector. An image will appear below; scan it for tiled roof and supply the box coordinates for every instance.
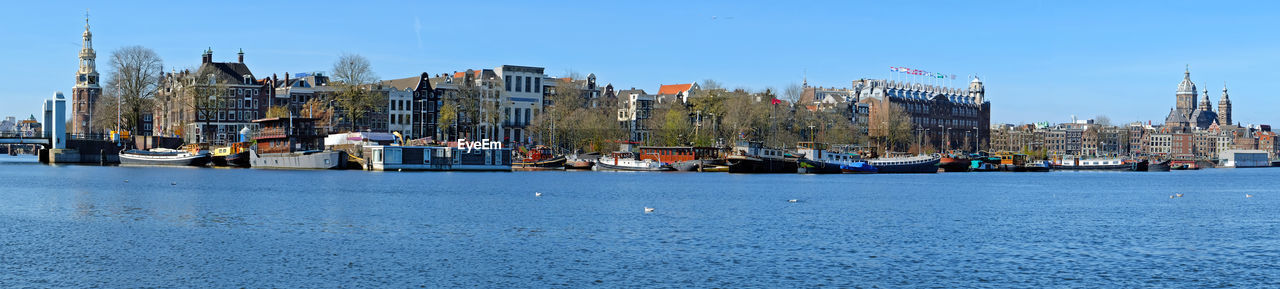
[195,62,255,85]
[381,74,429,91]
[658,83,693,95]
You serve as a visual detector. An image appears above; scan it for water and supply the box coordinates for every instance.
[1,154,1278,287]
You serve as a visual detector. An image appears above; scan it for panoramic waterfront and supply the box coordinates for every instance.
[1,155,1277,287]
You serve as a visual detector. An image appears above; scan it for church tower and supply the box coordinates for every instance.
[71,11,101,135]
[1175,67,1196,113]
[1218,84,1232,126]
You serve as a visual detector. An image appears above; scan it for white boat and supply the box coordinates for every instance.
[594,152,671,171]
[119,148,211,167]
[1051,156,1132,170]
[868,154,940,173]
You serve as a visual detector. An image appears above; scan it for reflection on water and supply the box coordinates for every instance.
[1,155,1279,287]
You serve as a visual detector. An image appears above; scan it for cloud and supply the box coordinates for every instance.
[414,16,423,49]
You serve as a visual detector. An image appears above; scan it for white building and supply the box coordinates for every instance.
[494,65,546,143]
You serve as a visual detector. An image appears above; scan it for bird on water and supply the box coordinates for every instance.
[644,207,655,213]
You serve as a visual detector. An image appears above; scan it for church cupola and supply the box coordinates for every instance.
[1175,66,1197,112]
[1199,88,1212,111]
[202,47,212,64]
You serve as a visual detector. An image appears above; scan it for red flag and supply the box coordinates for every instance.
[771,98,782,105]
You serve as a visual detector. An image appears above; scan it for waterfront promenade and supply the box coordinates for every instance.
[1,155,1277,287]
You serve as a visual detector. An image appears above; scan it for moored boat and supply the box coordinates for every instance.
[938,153,972,172]
[594,151,672,171]
[513,146,566,170]
[119,148,211,167]
[1051,156,1134,171]
[637,146,722,172]
[363,145,512,171]
[868,154,940,173]
[564,153,599,170]
[725,141,797,173]
[249,117,347,170]
[1148,160,1172,172]
[795,142,866,174]
[211,142,251,167]
[1017,160,1051,172]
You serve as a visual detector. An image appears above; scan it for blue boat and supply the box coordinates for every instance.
[840,162,878,174]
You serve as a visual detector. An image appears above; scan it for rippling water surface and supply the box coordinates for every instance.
[1,155,1278,287]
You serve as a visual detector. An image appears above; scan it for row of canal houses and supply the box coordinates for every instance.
[141,48,636,148]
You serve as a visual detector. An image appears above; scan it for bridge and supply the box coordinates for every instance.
[0,132,50,145]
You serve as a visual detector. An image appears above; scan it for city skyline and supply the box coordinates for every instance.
[1,0,1277,125]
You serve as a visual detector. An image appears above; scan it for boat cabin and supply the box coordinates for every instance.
[732,141,786,160]
[252,117,323,154]
[636,146,719,163]
[795,142,862,164]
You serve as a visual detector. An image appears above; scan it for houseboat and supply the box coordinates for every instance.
[363,145,512,171]
[794,142,867,174]
[1050,156,1134,171]
[867,154,940,173]
[725,141,797,173]
[119,148,211,167]
[513,145,566,170]
[595,151,672,171]
[636,146,722,171]
[249,117,347,170]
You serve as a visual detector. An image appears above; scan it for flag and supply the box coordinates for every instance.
[950,74,956,80]
[771,98,782,105]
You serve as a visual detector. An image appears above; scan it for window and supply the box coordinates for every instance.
[229,111,236,121]
[505,76,511,91]
[534,77,541,92]
[515,76,522,91]
[525,108,531,124]
[514,109,521,125]
[525,77,532,93]
[219,111,226,121]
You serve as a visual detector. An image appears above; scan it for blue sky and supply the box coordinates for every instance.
[1,0,1277,125]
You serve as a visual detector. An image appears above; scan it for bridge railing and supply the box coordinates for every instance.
[66,133,112,141]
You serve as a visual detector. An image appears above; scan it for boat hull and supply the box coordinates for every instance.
[1148,161,1171,172]
[870,158,940,174]
[1052,164,1132,171]
[727,157,797,174]
[938,158,972,172]
[564,160,594,170]
[513,156,566,170]
[250,150,346,170]
[594,162,672,171]
[119,152,211,167]
[797,159,843,174]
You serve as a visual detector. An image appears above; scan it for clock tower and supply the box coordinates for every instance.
[71,11,101,135]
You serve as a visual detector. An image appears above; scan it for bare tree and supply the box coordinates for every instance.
[103,46,163,134]
[784,83,804,104]
[331,53,381,131]
[867,97,914,155]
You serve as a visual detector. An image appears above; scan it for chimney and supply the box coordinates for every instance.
[238,48,244,63]
[285,72,289,89]
[202,47,212,64]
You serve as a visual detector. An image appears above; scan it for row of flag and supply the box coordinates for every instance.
[890,66,955,79]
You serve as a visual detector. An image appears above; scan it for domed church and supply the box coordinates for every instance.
[1164,67,1231,131]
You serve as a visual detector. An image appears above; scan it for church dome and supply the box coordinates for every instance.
[1177,69,1196,94]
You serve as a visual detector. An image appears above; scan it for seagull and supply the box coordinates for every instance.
[124,180,129,183]
[1170,195,1175,199]
[1246,194,1253,198]
[535,192,542,197]
[788,199,798,203]
[644,207,655,213]
[1176,193,1184,198]
[171,182,177,186]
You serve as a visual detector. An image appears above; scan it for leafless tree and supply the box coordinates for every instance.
[331,53,382,131]
[102,46,163,134]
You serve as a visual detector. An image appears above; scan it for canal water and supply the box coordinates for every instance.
[1,155,1278,287]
